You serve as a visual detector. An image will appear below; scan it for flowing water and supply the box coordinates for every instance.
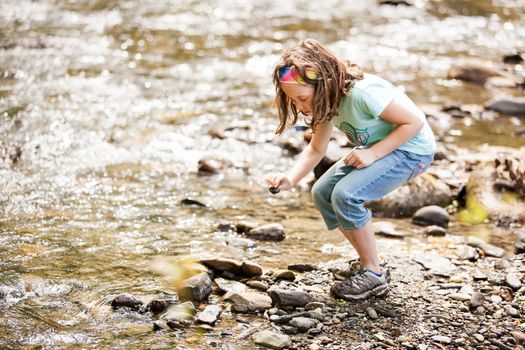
[1,0,524,348]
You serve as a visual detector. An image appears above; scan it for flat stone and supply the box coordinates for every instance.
[224,292,272,313]
[289,317,319,332]
[247,223,286,241]
[214,278,247,294]
[253,330,291,349]
[373,221,404,238]
[197,305,223,325]
[413,252,456,276]
[431,335,451,344]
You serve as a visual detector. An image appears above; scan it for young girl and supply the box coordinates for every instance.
[266,39,435,301]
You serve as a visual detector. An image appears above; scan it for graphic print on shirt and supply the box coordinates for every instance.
[340,122,369,147]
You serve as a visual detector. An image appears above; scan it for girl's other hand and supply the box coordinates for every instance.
[343,148,378,169]
[265,174,293,191]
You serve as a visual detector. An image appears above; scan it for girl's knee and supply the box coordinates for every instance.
[311,179,330,205]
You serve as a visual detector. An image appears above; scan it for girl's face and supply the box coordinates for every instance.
[280,83,314,116]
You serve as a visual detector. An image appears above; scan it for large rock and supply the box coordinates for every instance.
[367,174,452,218]
[224,292,272,313]
[447,58,515,85]
[412,205,450,228]
[485,98,525,116]
[267,288,314,307]
[177,272,212,302]
[247,224,286,241]
[458,161,525,224]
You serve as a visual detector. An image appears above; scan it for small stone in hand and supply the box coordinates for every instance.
[269,186,280,194]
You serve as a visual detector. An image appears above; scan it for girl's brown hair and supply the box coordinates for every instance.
[272,38,363,134]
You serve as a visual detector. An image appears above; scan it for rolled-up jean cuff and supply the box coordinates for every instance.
[340,211,372,231]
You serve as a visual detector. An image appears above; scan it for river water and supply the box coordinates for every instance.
[1,0,524,348]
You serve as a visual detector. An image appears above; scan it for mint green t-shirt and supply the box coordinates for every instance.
[331,73,436,155]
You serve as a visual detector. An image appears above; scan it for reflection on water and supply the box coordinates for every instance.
[1,0,524,348]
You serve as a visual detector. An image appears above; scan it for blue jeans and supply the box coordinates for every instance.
[311,149,434,231]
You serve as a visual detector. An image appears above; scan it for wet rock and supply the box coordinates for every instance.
[111,294,143,310]
[235,221,259,234]
[197,305,223,325]
[504,272,522,290]
[241,261,263,277]
[224,292,272,313]
[153,320,171,331]
[246,280,269,291]
[412,205,450,228]
[485,97,525,116]
[162,301,197,324]
[413,252,455,276]
[214,278,247,294]
[253,330,291,349]
[198,159,224,175]
[247,223,286,241]
[289,317,319,332]
[423,225,446,236]
[503,52,524,64]
[287,263,318,272]
[177,272,212,302]
[367,175,452,218]
[373,221,404,239]
[146,299,174,314]
[447,58,513,85]
[201,258,243,275]
[179,198,207,207]
[268,288,314,307]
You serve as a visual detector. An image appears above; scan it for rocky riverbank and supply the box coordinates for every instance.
[111,218,525,349]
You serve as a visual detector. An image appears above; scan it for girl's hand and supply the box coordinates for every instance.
[343,148,377,169]
[265,174,293,191]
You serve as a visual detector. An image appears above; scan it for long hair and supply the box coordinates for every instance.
[272,39,363,134]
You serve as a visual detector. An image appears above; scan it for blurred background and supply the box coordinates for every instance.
[1,0,524,348]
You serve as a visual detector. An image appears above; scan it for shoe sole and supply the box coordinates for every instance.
[339,284,389,301]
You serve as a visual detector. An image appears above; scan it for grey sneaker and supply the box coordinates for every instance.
[331,269,388,301]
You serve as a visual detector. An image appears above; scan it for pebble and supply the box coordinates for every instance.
[365,306,378,319]
[504,272,522,290]
[431,335,451,344]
